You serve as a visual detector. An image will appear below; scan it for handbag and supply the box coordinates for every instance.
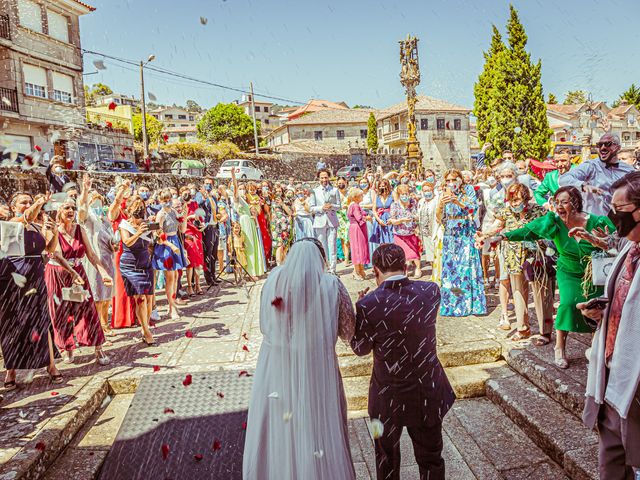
[61,284,90,303]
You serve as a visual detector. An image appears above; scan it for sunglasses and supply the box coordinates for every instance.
[596,141,613,148]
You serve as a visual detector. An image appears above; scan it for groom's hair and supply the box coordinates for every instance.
[372,244,406,273]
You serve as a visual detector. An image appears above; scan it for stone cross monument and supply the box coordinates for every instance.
[399,34,423,175]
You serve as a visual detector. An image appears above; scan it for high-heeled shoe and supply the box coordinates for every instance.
[141,338,156,346]
[47,367,64,384]
[95,349,111,366]
[554,348,569,369]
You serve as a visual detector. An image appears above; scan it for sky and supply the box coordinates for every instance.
[79,0,640,110]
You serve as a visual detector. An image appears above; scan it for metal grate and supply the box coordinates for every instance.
[99,370,253,480]
[0,87,19,113]
[0,14,10,40]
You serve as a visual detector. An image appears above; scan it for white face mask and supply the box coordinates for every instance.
[487,176,497,187]
[500,177,515,188]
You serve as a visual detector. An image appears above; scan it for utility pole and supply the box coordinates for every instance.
[140,60,149,161]
[249,82,259,154]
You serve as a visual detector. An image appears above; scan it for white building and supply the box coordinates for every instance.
[150,106,199,143]
[236,94,277,133]
[94,92,137,108]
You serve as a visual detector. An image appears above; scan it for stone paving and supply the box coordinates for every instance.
[0,263,597,479]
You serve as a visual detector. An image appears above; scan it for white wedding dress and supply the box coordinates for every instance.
[243,241,356,480]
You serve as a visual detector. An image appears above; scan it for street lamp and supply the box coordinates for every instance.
[140,54,155,163]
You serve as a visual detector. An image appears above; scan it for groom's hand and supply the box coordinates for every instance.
[358,287,370,300]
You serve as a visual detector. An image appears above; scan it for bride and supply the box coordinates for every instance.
[243,238,356,480]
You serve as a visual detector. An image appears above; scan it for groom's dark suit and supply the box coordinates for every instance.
[351,277,455,480]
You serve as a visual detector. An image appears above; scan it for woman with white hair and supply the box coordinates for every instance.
[243,239,356,480]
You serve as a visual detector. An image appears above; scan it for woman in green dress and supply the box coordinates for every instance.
[495,186,615,369]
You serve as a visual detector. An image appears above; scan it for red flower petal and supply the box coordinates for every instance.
[239,370,251,377]
[163,134,169,142]
[241,421,247,430]
[108,102,117,110]
[51,391,59,396]
[106,121,113,128]
[216,391,224,398]
[35,442,46,452]
[242,333,249,340]
[212,439,221,451]
[194,453,203,461]
[66,161,74,170]
[242,345,249,352]
[161,443,170,460]
[271,297,283,308]
[160,233,167,242]
[34,145,42,152]
[474,185,480,191]
[153,365,160,373]
[153,354,159,358]
[185,330,194,338]
[31,330,41,343]
[164,407,175,414]
[182,374,192,387]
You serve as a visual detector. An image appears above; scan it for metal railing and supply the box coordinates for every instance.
[383,130,408,142]
[0,87,19,113]
[0,14,10,40]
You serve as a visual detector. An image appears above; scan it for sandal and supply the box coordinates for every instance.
[554,348,569,369]
[196,287,204,295]
[512,329,531,341]
[3,380,17,391]
[498,315,511,331]
[532,334,551,347]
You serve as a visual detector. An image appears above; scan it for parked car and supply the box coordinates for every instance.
[216,159,264,180]
[335,165,363,180]
[87,159,139,173]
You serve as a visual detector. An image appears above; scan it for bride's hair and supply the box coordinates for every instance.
[292,237,326,262]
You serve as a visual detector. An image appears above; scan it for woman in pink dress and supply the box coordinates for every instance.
[347,188,370,281]
[45,200,113,365]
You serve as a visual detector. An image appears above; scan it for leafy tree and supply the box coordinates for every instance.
[613,84,640,108]
[475,5,551,161]
[132,113,163,144]
[91,83,113,96]
[367,112,379,153]
[547,93,558,104]
[473,25,506,150]
[563,90,587,105]
[352,104,372,109]
[186,99,203,113]
[197,103,258,150]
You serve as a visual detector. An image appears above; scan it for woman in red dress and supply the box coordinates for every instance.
[45,200,113,365]
[107,181,136,329]
[184,199,205,295]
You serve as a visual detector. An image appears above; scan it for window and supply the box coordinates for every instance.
[263,106,269,113]
[242,161,250,167]
[52,72,73,103]
[165,114,173,119]
[23,64,47,98]
[629,114,636,125]
[394,123,400,131]
[360,129,367,139]
[454,119,462,130]
[189,116,194,121]
[314,131,323,141]
[337,130,345,140]
[178,134,186,142]
[436,118,445,130]
[420,119,428,130]
[18,0,43,33]
[47,10,69,42]
[255,106,261,112]
[178,115,186,120]
[265,119,270,124]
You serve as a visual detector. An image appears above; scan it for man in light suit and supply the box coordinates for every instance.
[308,168,340,273]
[577,171,640,479]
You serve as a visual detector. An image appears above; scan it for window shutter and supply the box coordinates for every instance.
[52,72,74,94]
[23,64,47,87]
[18,0,42,32]
[47,10,69,43]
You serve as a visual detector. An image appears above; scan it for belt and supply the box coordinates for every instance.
[48,258,81,268]
[446,216,469,220]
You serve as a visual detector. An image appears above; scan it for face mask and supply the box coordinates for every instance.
[511,203,525,213]
[238,190,246,197]
[204,184,213,192]
[296,193,305,199]
[447,182,459,192]
[172,194,179,199]
[517,169,527,176]
[338,184,346,190]
[401,177,409,184]
[500,177,515,188]
[16,212,24,218]
[190,188,197,196]
[425,176,435,184]
[487,176,497,187]
[163,202,172,209]
[91,207,103,217]
[399,195,410,203]
[139,191,150,201]
[53,166,63,175]
[423,191,434,199]
[360,183,369,190]
[608,207,640,237]
[262,187,269,193]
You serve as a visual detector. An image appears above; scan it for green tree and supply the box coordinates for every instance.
[367,112,379,153]
[563,90,587,105]
[91,83,113,96]
[352,104,372,109]
[186,99,203,113]
[132,113,163,144]
[473,25,506,150]
[197,103,258,150]
[476,5,551,161]
[547,93,558,104]
[613,84,640,108]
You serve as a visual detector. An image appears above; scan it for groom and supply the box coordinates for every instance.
[308,168,340,274]
[351,243,455,480]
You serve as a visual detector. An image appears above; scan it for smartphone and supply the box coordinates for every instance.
[584,296,609,310]
[147,222,160,231]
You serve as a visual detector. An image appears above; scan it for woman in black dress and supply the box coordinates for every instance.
[118,198,155,345]
[0,193,63,390]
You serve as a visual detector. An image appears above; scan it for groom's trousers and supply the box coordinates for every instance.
[314,225,337,273]
[375,421,444,480]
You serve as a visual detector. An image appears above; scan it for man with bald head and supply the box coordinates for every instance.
[559,133,636,216]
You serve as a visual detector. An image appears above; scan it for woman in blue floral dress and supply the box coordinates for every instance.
[436,169,487,317]
[369,178,395,245]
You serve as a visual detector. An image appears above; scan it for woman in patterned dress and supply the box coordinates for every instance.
[369,178,395,245]
[335,177,350,264]
[248,182,272,264]
[389,184,422,277]
[270,185,294,266]
[436,169,487,317]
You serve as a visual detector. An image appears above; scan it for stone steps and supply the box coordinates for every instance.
[343,361,511,411]
[42,394,133,480]
[486,371,599,480]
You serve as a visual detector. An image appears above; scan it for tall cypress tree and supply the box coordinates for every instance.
[367,112,379,153]
[473,25,505,152]
[476,5,551,161]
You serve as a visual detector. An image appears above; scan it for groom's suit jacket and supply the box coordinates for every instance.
[308,185,340,229]
[351,277,455,427]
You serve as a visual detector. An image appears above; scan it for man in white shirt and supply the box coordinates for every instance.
[308,169,341,273]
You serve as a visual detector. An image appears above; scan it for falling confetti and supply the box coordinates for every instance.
[283,412,292,422]
[268,392,279,399]
[25,288,37,296]
[93,59,106,70]
[200,16,208,25]
[34,145,42,152]
[242,333,249,340]
[108,102,117,111]
[216,391,224,398]
[1,96,11,107]
[239,370,251,377]
[212,439,222,451]
[11,273,27,288]
[182,374,193,387]
[314,450,324,459]
[31,330,41,343]
[241,421,247,430]
[185,330,194,338]
[35,442,46,452]
[369,418,384,439]
[161,443,170,460]
[164,408,175,414]
[153,365,160,373]
[148,92,157,102]
[271,297,283,307]
[242,345,249,352]
[194,453,204,461]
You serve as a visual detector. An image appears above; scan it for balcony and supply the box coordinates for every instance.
[0,87,19,113]
[0,14,10,41]
[383,129,408,144]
